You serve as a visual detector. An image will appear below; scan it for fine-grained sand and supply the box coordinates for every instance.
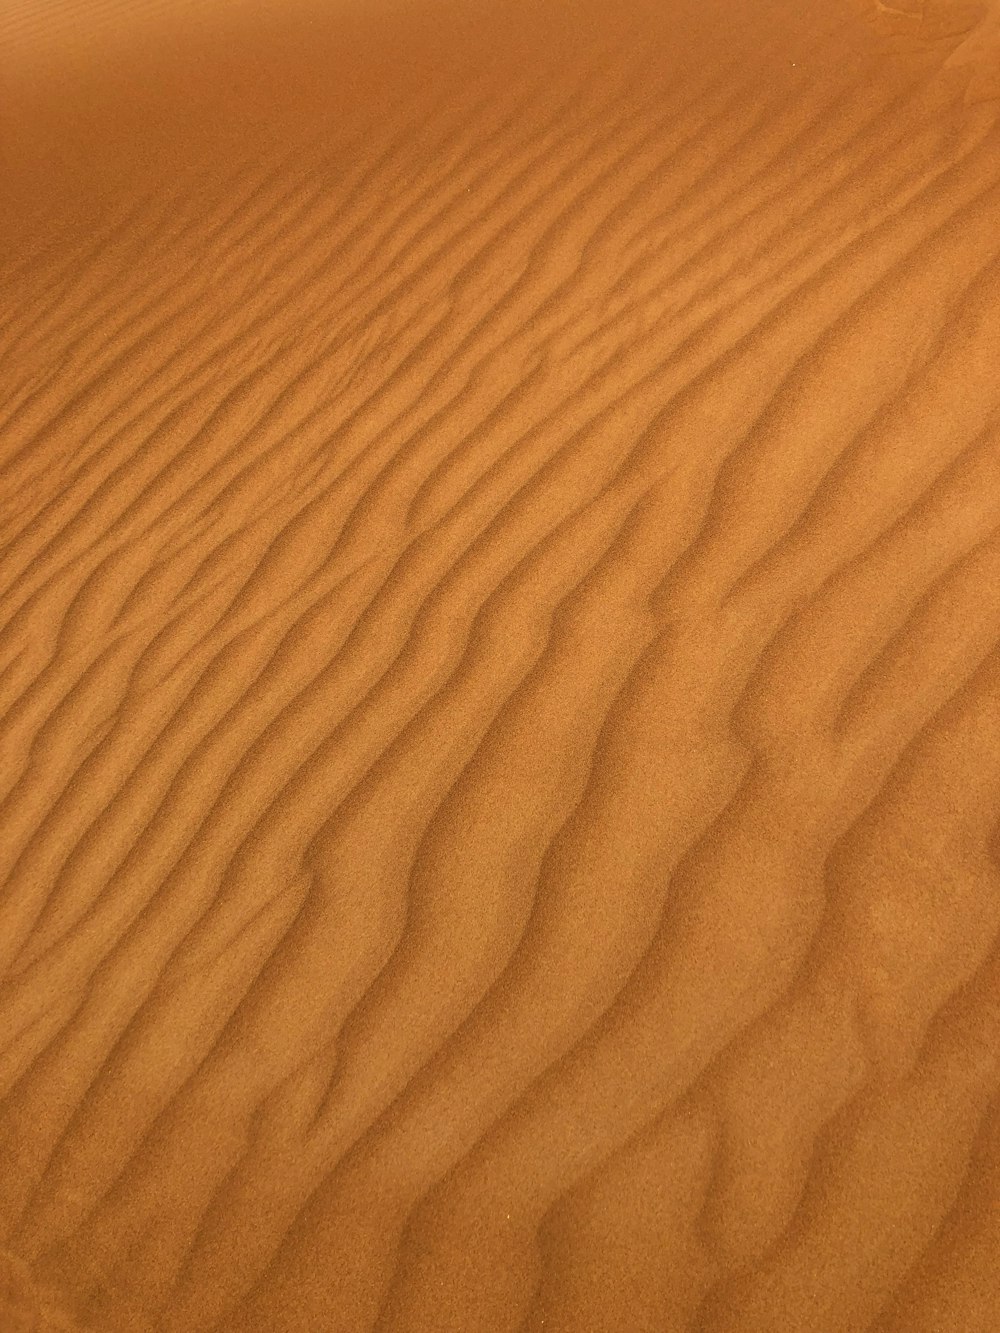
[2,0,1000,1329]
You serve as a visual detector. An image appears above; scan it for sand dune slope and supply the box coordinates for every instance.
[2,0,1000,1329]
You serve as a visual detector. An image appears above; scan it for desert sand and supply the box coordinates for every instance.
[2,0,1000,1328]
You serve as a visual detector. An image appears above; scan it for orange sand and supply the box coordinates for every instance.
[2,0,1000,1329]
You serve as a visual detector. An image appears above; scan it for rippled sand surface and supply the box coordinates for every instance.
[2,1,1000,1329]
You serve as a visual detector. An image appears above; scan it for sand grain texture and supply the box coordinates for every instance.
[2,0,1000,1329]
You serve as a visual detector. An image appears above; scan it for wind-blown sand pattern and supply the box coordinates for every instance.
[2,0,1000,1328]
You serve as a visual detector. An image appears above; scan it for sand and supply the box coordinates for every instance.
[2,0,1000,1328]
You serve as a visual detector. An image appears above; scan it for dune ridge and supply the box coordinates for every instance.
[2,0,1000,1329]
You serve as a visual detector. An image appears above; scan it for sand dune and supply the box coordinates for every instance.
[2,0,1000,1329]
